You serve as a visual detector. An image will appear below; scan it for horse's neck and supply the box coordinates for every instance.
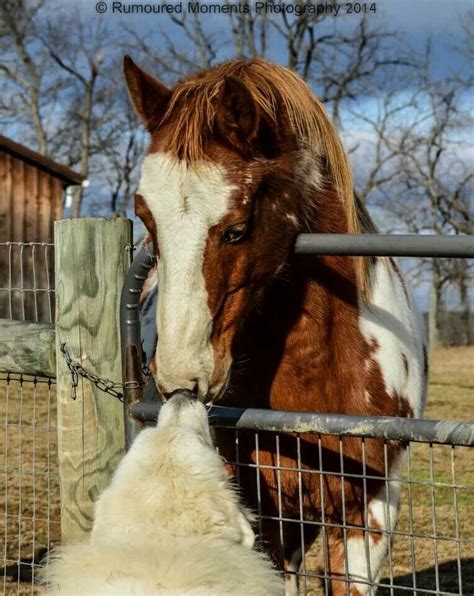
[271,185,361,357]
[265,254,360,353]
[230,254,368,411]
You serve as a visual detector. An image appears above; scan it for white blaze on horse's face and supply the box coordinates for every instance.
[138,153,235,399]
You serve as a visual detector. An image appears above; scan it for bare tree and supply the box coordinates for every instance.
[350,36,473,345]
[38,18,121,216]
[348,82,423,205]
[125,5,413,123]
[0,0,59,154]
[99,96,146,217]
[1,1,145,217]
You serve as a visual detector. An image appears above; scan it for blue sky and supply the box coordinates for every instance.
[372,0,472,75]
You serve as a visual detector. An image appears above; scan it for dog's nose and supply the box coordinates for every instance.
[163,387,197,401]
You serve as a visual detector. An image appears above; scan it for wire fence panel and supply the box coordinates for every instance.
[121,240,473,595]
[0,242,54,324]
[218,427,473,595]
[1,240,58,594]
[1,374,59,595]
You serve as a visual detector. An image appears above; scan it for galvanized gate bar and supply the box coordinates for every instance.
[295,234,474,257]
[120,242,156,448]
[130,401,474,447]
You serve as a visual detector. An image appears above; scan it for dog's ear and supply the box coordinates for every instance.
[237,511,255,549]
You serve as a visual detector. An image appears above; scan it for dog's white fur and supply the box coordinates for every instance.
[41,396,282,595]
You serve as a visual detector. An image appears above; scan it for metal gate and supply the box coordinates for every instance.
[120,233,474,595]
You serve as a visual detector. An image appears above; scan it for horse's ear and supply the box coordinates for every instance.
[123,55,172,131]
[216,76,261,149]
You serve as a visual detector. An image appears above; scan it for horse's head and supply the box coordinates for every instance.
[124,56,358,401]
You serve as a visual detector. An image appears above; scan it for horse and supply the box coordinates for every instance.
[124,55,428,595]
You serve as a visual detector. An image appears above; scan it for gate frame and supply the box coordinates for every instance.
[120,232,474,446]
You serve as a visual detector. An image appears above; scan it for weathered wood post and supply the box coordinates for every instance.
[55,217,132,542]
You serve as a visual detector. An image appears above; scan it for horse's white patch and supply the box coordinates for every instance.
[138,153,235,398]
[285,548,301,596]
[344,451,405,594]
[309,168,323,191]
[345,536,383,595]
[359,259,426,417]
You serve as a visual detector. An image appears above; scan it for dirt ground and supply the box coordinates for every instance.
[1,347,473,595]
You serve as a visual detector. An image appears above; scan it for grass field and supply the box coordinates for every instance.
[1,347,473,595]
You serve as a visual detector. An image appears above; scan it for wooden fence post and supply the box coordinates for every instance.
[55,217,132,542]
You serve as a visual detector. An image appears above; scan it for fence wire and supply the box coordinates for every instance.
[1,241,58,594]
[0,242,54,324]
[218,427,473,595]
[0,374,59,595]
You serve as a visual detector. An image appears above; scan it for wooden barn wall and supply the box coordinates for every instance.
[0,151,63,322]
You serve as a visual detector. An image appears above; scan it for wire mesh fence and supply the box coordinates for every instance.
[0,242,54,324]
[218,427,474,595]
[1,241,59,594]
[1,374,59,595]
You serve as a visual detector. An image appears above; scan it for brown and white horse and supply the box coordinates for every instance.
[124,56,428,595]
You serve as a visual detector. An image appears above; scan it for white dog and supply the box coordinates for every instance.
[41,394,282,595]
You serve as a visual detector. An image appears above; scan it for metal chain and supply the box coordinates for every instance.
[60,343,150,402]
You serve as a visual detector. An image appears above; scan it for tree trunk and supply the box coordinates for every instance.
[457,259,471,346]
[429,259,443,347]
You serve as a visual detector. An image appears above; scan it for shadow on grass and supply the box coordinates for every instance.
[379,558,474,595]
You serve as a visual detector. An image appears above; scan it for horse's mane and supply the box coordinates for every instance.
[162,59,372,296]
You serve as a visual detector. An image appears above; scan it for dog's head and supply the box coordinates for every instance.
[157,391,213,445]
[154,393,255,548]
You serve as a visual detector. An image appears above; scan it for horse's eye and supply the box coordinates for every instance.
[222,222,247,244]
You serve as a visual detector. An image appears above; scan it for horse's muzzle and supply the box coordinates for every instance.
[162,388,197,401]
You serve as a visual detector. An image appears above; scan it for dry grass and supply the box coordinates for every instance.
[383,346,474,595]
[0,347,473,595]
[304,347,474,595]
